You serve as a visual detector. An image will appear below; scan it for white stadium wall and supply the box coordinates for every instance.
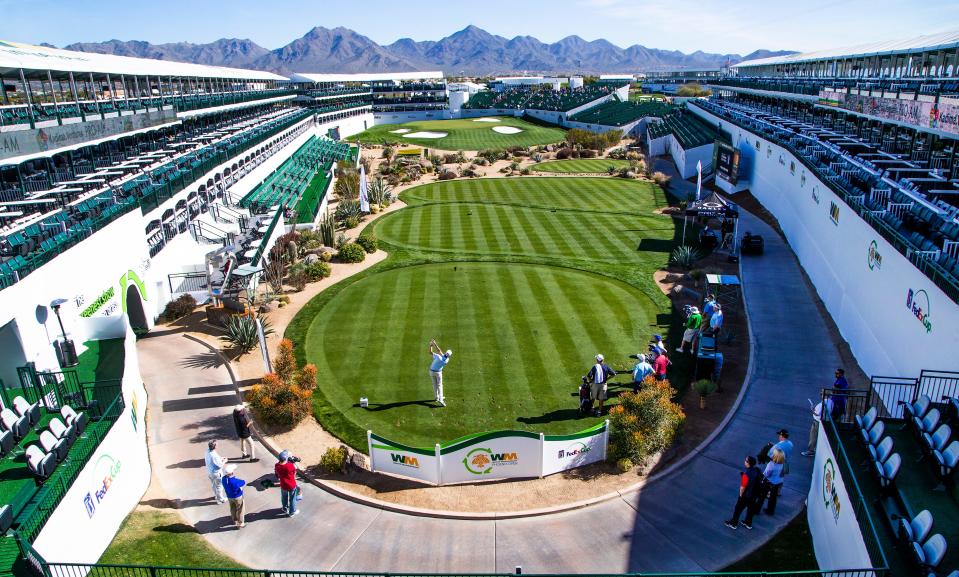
[690,102,959,378]
[32,329,151,566]
[564,116,651,136]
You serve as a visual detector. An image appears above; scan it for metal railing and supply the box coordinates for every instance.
[822,416,890,573]
[40,565,887,577]
[168,272,209,295]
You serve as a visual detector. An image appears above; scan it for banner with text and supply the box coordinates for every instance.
[439,430,542,485]
[0,110,177,160]
[806,424,873,571]
[819,89,959,137]
[367,432,439,485]
[542,422,608,476]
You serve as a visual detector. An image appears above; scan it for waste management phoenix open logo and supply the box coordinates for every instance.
[822,458,841,524]
[389,453,420,469]
[867,240,882,270]
[463,447,518,475]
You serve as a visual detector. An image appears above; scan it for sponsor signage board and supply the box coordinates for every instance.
[367,432,439,485]
[542,422,607,476]
[439,430,541,484]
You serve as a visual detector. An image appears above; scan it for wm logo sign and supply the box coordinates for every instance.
[390,453,420,468]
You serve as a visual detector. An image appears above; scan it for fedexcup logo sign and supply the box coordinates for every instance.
[867,240,882,271]
[906,289,933,333]
[822,458,841,524]
[557,442,591,460]
[389,453,420,469]
[463,447,518,475]
[83,454,122,519]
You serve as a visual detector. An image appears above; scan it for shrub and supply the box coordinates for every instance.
[163,294,196,321]
[247,373,312,428]
[273,338,297,382]
[356,234,378,254]
[319,251,333,262]
[304,261,332,281]
[221,315,274,354]
[334,165,359,200]
[555,147,573,160]
[320,446,348,474]
[676,82,712,97]
[334,233,350,249]
[337,243,366,263]
[651,171,672,188]
[607,377,685,466]
[616,458,634,473]
[670,245,701,269]
[438,169,458,180]
[318,212,336,247]
[344,215,361,229]
[607,147,627,160]
[288,263,308,291]
[579,149,597,158]
[520,167,532,176]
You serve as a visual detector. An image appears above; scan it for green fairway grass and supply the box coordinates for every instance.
[287,177,683,450]
[531,159,631,173]
[349,116,566,151]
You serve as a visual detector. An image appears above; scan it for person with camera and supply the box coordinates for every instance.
[275,450,301,517]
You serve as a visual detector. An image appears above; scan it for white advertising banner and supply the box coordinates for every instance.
[367,431,439,485]
[542,421,608,476]
[807,424,873,571]
[439,431,542,485]
[0,110,177,160]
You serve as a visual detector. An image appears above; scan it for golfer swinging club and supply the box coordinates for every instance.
[428,339,452,407]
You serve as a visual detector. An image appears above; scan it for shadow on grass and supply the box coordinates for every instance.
[153,523,199,534]
[354,399,438,411]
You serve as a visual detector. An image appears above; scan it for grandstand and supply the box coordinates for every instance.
[647,111,719,149]
[289,72,447,124]
[463,83,625,113]
[568,99,671,127]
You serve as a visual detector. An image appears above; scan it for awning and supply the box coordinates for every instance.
[685,192,740,219]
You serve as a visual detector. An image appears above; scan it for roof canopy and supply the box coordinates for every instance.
[734,29,959,69]
[685,192,739,218]
[0,40,286,81]
[289,71,444,83]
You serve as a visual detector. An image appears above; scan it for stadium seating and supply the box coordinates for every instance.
[912,534,947,573]
[922,424,952,454]
[25,444,56,481]
[861,419,885,447]
[648,111,718,149]
[856,406,878,431]
[0,408,27,442]
[0,430,13,458]
[914,408,941,437]
[463,83,624,112]
[934,440,959,479]
[875,452,901,489]
[869,435,894,464]
[12,396,40,428]
[39,430,68,463]
[61,405,88,434]
[569,99,671,126]
[903,395,933,421]
[899,509,933,546]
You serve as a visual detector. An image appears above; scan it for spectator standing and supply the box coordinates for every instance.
[702,294,716,324]
[769,429,794,462]
[586,354,616,416]
[802,397,834,457]
[708,304,724,336]
[275,450,299,517]
[653,350,670,381]
[631,354,653,393]
[676,307,703,354]
[724,455,763,530]
[831,369,849,421]
[221,464,246,528]
[204,440,227,504]
[233,404,255,460]
[428,339,452,407]
[760,449,786,515]
[649,335,667,360]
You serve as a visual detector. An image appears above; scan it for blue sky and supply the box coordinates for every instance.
[0,0,956,55]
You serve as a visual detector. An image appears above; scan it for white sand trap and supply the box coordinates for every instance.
[492,126,523,134]
[472,118,501,122]
[389,128,411,133]
[403,131,447,139]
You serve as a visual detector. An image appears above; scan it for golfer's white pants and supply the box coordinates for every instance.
[209,472,225,502]
[430,370,444,402]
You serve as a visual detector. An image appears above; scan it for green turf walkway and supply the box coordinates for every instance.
[350,116,566,151]
[531,159,632,173]
[288,177,683,450]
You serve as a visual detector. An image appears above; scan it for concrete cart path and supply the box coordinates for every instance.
[138,186,840,573]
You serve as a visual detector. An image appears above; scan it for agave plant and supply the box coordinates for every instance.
[334,199,363,222]
[367,176,393,206]
[221,315,275,354]
[670,245,701,270]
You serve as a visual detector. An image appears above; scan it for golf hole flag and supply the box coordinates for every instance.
[359,164,370,213]
[696,160,702,201]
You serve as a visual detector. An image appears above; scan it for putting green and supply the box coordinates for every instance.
[531,159,632,173]
[303,262,661,447]
[290,177,680,449]
[350,116,566,151]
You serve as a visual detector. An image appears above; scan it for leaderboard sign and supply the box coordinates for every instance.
[367,421,608,485]
[713,140,740,185]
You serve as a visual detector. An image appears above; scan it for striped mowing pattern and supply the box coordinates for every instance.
[301,177,678,446]
[531,159,632,174]
[351,117,566,151]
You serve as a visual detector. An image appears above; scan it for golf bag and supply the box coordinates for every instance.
[579,375,592,415]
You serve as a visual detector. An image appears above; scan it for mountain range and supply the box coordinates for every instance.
[62,25,795,76]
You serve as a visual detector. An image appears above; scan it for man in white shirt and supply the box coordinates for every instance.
[428,339,452,407]
[204,439,228,504]
[802,397,834,457]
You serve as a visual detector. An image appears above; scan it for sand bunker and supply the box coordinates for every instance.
[403,131,447,139]
[389,128,411,133]
[492,126,523,134]
[472,118,501,122]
